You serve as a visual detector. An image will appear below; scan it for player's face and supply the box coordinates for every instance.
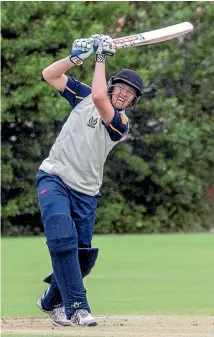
[111,83,137,109]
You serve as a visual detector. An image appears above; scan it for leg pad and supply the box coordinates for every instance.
[43,248,99,283]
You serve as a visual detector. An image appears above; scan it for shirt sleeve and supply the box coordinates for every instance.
[60,76,91,107]
[103,109,129,141]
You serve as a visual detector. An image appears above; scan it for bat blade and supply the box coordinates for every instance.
[113,22,194,49]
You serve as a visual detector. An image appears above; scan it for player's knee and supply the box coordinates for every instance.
[44,213,77,256]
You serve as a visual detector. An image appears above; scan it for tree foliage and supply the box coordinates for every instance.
[2,1,214,235]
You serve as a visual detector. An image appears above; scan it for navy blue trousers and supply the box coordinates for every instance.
[36,170,97,317]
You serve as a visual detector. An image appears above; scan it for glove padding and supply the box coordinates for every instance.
[91,34,116,56]
[70,37,93,66]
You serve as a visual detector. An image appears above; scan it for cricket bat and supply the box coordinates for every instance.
[113,22,194,49]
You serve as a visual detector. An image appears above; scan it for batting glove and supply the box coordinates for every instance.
[70,38,94,66]
[91,34,116,63]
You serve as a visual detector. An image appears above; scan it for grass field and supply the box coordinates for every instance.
[2,233,214,318]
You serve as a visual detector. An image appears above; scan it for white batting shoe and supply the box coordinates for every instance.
[37,292,71,326]
[71,309,98,326]
[51,305,71,327]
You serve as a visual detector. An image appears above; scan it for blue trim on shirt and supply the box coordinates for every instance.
[103,108,128,141]
[60,76,91,107]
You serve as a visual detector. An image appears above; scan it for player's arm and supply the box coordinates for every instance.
[42,38,93,92]
[91,35,116,124]
[42,57,74,91]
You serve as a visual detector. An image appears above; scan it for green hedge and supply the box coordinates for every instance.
[2,2,214,235]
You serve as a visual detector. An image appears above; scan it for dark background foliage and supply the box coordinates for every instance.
[1,1,214,235]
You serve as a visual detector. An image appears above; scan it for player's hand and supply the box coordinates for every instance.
[70,38,94,66]
[91,34,116,57]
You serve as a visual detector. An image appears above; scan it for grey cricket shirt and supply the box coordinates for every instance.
[39,76,129,196]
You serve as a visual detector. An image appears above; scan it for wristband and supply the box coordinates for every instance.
[69,55,83,66]
[95,53,106,63]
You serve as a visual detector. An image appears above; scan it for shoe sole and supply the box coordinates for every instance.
[52,320,71,327]
[52,320,97,327]
[51,320,98,327]
[71,320,98,327]
[88,321,98,327]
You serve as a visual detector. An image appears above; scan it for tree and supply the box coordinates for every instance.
[2,1,214,235]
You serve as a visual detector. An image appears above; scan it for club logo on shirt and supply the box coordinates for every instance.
[87,116,98,128]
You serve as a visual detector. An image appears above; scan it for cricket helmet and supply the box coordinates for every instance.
[108,69,143,109]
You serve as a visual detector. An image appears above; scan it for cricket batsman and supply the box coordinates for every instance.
[36,34,143,327]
